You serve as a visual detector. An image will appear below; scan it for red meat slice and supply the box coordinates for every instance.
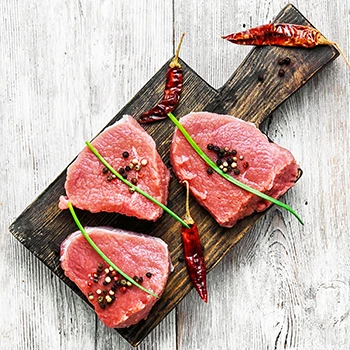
[59,115,170,221]
[60,227,172,328]
[170,112,298,227]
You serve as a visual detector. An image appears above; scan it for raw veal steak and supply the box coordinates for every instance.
[170,112,298,227]
[59,115,170,221]
[60,227,172,328]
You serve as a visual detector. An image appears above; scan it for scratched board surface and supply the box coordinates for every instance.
[9,5,338,347]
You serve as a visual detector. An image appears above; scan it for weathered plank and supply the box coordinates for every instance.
[175,1,350,350]
[1,1,174,349]
[8,3,340,347]
[2,0,350,349]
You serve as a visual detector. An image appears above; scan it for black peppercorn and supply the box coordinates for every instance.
[207,143,214,150]
[102,167,108,174]
[213,146,220,153]
[258,74,264,82]
[216,159,223,166]
[278,69,285,77]
[125,165,131,172]
[234,168,240,175]
[146,272,152,278]
[122,151,129,158]
[206,168,213,175]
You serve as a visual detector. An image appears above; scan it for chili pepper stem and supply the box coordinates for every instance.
[320,39,350,69]
[170,33,186,68]
[182,180,195,225]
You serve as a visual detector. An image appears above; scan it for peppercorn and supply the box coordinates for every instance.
[132,159,138,165]
[126,281,132,287]
[233,156,238,162]
[88,295,94,301]
[103,281,108,286]
[105,276,112,283]
[213,146,220,153]
[97,296,104,303]
[104,268,109,274]
[102,167,108,174]
[227,158,233,165]
[129,188,135,194]
[227,166,232,173]
[133,276,139,282]
[278,69,285,77]
[207,143,214,150]
[125,165,131,172]
[96,289,102,295]
[216,159,223,166]
[105,295,112,303]
[223,168,228,173]
[111,286,116,292]
[118,168,125,174]
[234,168,240,175]
[284,57,291,65]
[258,74,264,82]
[131,177,137,185]
[239,155,244,160]
[138,277,143,283]
[122,173,128,179]
[122,151,129,158]
[231,150,237,156]
[141,159,148,166]
[120,287,127,293]
[107,175,113,182]
[243,161,249,168]
[146,272,152,278]
[134,165,141,171]
[100,303,106,309]
[206,168,213,175]
[93,278,98,283]
[120,279,127,286]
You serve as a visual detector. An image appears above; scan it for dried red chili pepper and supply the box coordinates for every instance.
[222,23,350,68]
[181,180,208,303]
[140,33,185,124]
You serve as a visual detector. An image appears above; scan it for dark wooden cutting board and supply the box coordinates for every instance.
[9,4,338,347]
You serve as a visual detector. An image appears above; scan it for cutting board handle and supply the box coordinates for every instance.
[205,4,339,127]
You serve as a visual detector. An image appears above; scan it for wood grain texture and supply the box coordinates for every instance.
[2,0,350,349]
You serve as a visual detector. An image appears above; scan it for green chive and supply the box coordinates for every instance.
[67,202,159,298]
[85,141,190,229]
[167,112,303,225]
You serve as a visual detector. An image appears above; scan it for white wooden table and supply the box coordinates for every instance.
[1,1,349,349]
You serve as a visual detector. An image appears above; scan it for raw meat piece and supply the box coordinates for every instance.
[59,115,170,221]
[60,227,171,328]
[170,112,298,227]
